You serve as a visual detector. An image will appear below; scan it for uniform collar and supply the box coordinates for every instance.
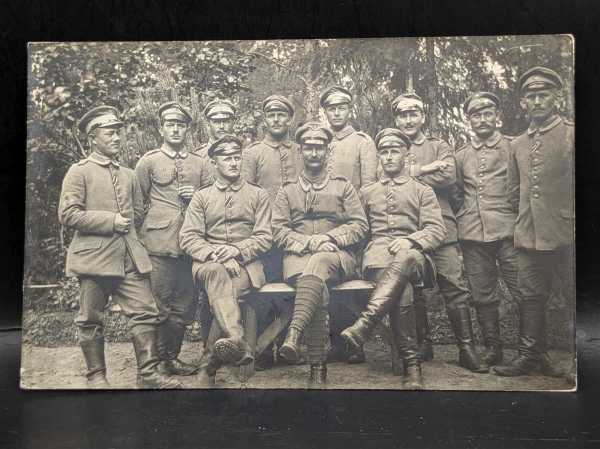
[262,133,292,149]
[88,152,120,168]
[527,115,562,136]
[471,131,502,150]
[411,132,426,145]
[380,174,410,185]
[333,125,355,140]
[160,144,188,159]
[214,177,244,191]
[299,170,329,191]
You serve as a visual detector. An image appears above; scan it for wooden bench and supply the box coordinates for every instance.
[204,280,404,382]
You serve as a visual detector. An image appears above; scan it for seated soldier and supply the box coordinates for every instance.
[272,121,369,385]
[340,128,446,389]
[179,135,272,386]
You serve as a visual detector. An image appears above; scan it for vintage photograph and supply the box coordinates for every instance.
[21,35,575,391]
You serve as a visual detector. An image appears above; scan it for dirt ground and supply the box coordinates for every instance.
[20,339,575,392]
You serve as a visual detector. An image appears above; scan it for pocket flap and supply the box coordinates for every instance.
[72,239,103,253]
[145,218,172,230]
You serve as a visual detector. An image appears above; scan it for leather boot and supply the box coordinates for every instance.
[476,304,503,366]
[131,328,183,389]
[80,338,110,388]
[341,265,411,352]
[167,324,199,375]
[493,300,555,377]
[196,345,221,388]
[211,295,254,366]
[391,304,423,389]
[309,363,327,387]
[414,292,434,362]
[280,275,324,363]
[447,306,489,373]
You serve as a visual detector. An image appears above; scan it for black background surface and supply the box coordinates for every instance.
[1,0,599,447]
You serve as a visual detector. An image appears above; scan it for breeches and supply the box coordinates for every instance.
[432,242,470,310]
[150,255,196,326]
[461,239,520,307]
[195,262,252,310]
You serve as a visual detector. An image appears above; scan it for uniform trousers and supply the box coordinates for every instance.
[150,255,196,327]
[430,242,471,310]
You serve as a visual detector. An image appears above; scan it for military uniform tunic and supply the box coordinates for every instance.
[272,173,369,281]
[242,136,302,200]
[179,179,272,290]
[508,116,574,251]
[359,176,446,272]
[327,125,378,191]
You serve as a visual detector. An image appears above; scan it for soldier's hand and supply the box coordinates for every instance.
[114,214,131,234]
[222,258,241,277]
[317,241,338,252]
[178,185,195,201]
[388,238,414,254]
[308,234,332,253]
[212,245,241,263]
[422,160,450,173]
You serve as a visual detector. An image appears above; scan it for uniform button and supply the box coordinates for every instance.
[533,193,540,198]
[479,173,484,177]
[479,195,483,199]
[479,187,483,191]
[533,158,538,162]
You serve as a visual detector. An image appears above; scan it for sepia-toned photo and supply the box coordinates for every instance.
[21,35,575,391]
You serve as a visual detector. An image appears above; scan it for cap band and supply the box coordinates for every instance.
[393,98,424,113]
[85,114,122,135]
[378,135,407,149]
[323,91,352,106]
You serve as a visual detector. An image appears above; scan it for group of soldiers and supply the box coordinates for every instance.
[58,65,574,389]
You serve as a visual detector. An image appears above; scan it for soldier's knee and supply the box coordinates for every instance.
[198,262,229,283]
[304,252,339,279]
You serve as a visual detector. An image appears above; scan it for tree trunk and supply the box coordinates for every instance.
[425,38,439,136]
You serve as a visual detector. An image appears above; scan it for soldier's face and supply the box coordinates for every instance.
[469,106,498,139]
[301,143,328,171]
[394,110,425,138]
[264,111,291,138]
[325,103,351,130]
[211,149,242,181]
[160,119,188,146]
[521,88,557,123]
[208,117,234,139]
[378,146,407,177]
[90,126,121,158]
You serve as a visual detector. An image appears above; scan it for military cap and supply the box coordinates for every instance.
[391,92,425,114]
[519,66,564,92]
[78,105,123,135]
[319,85,353,108]
[295,121,334,146]
[203,99,236,120]
[463,91,501,115]
[262,95,295,116]
[207,134,243,158]
[158,101,193,123]
[374,128,411,151]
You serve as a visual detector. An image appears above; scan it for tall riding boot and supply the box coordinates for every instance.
[131,328,183,389]
[476,304,503,366]
[80,338,109,388]
[447,305,489,373]
[280,275,324,363]
[390,304,423,389]
[414,292,434,361]
[166,324,199,376]
[341,264,411,351]
[306,305,329,387]
[493,300,551,376]
[211,295,253,366]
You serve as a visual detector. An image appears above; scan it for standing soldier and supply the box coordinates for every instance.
[320,85,379,363]
[59,106,181,389]
[195,99,237,160]
[135,102,213,376]
[272,122,369,385]
[180,135,272,386]
[493,67,574,377]
[392,93,487,373]
[243,95,302,280]
[341,129,447,388]
[453,92,521,366]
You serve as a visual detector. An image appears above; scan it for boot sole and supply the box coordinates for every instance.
[214,340,244,365]
[279,345,299,363]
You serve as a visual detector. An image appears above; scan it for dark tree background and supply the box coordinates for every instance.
[25,36,574,295]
